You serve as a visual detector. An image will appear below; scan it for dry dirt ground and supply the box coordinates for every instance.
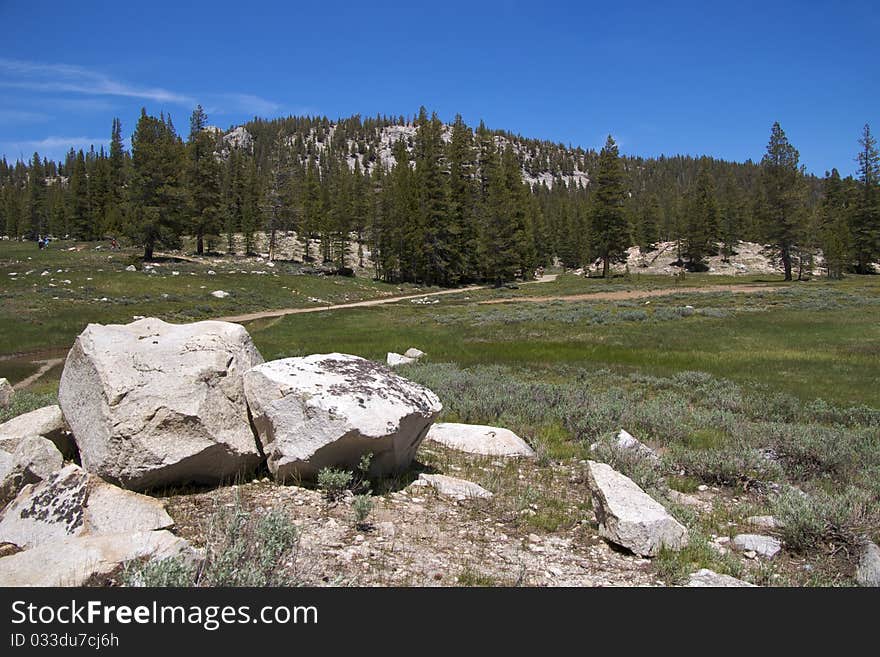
[162,443,662,587]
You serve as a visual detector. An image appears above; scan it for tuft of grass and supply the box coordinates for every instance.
[316,467,353,501]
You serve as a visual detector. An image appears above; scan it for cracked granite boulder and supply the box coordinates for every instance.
[58,318,264,491]
[244,353,442,482]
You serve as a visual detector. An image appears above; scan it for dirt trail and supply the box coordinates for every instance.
[479,283,782,305]
[13,358,64,390]
[216,274,558,323]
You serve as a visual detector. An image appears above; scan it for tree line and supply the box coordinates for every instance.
[1,107,878,283]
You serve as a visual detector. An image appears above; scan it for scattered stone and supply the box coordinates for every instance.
[0,531,195,587]
[210,290,229,298]
[0,464,173,549]
[417,474,493,500]
[586,461,688,557]
[425,423,536,458]
[244,353,441,481]
[125,265,137,272]
[855,541,880,587]
[686,568,756,587]
[0,378,13,408]
[732,534,781,559]
[666,489,710,511]
[58,318,264,491]
[746,515,779,529]
[0,405,72,457]
[403,348,425,360]
[386,352,415,367]
[615,429,660,462]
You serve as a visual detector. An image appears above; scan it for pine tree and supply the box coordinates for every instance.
[26,153,47,239]
[819,169,852,279]
[853,123,880,273]
[186,106,224,255]
[589,136,630,277]
[682,167,719,269]
[128,108,186,260]
[447,115,478,282]
[760,122,804,281]
[67,150,91,239]
[414,108,450,285]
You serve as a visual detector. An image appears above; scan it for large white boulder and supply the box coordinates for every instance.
[586,461,689,557]
[244,354,442,481]
[0,531,194,587]
[0,405,72,456]
[58,318,264,491]
[0,464,173,549]
[425,423,535,457]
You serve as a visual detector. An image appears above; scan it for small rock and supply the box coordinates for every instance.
[125,264,137,272]
[686,569,756,587]
[403,348,425,359]
[386,352,415,367]
[0,378,13,408]
[615,429,660,463]
[417,474,493,500]
[856,541,880,587]
[0,405,72,457]
[746,515,779,529]
[210,290,230,298]
[732,534,781,559]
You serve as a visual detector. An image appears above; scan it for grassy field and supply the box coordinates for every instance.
[2,239,879,586]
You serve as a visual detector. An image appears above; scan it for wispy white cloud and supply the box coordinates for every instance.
[0,136,108,161]
[0,58,194,105]
[0,109,51,123]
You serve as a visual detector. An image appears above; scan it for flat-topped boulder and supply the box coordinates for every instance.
[244,353,442,481]
[425,423,535,457]
[586,461,689,557]
[58,318,264,491]
[0,405,72,457]
[0,530,194,587]
[0,464,173,549]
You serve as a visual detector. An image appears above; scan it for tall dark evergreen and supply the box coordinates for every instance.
[760,122,805,281]
[589,136,630,277]
[128,109,186,259]
[853,124,880,273]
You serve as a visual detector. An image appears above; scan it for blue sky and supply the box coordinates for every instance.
[0,0,877,175]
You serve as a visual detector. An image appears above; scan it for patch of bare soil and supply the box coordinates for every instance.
[479,284,783,305]
[162,445,658,587]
